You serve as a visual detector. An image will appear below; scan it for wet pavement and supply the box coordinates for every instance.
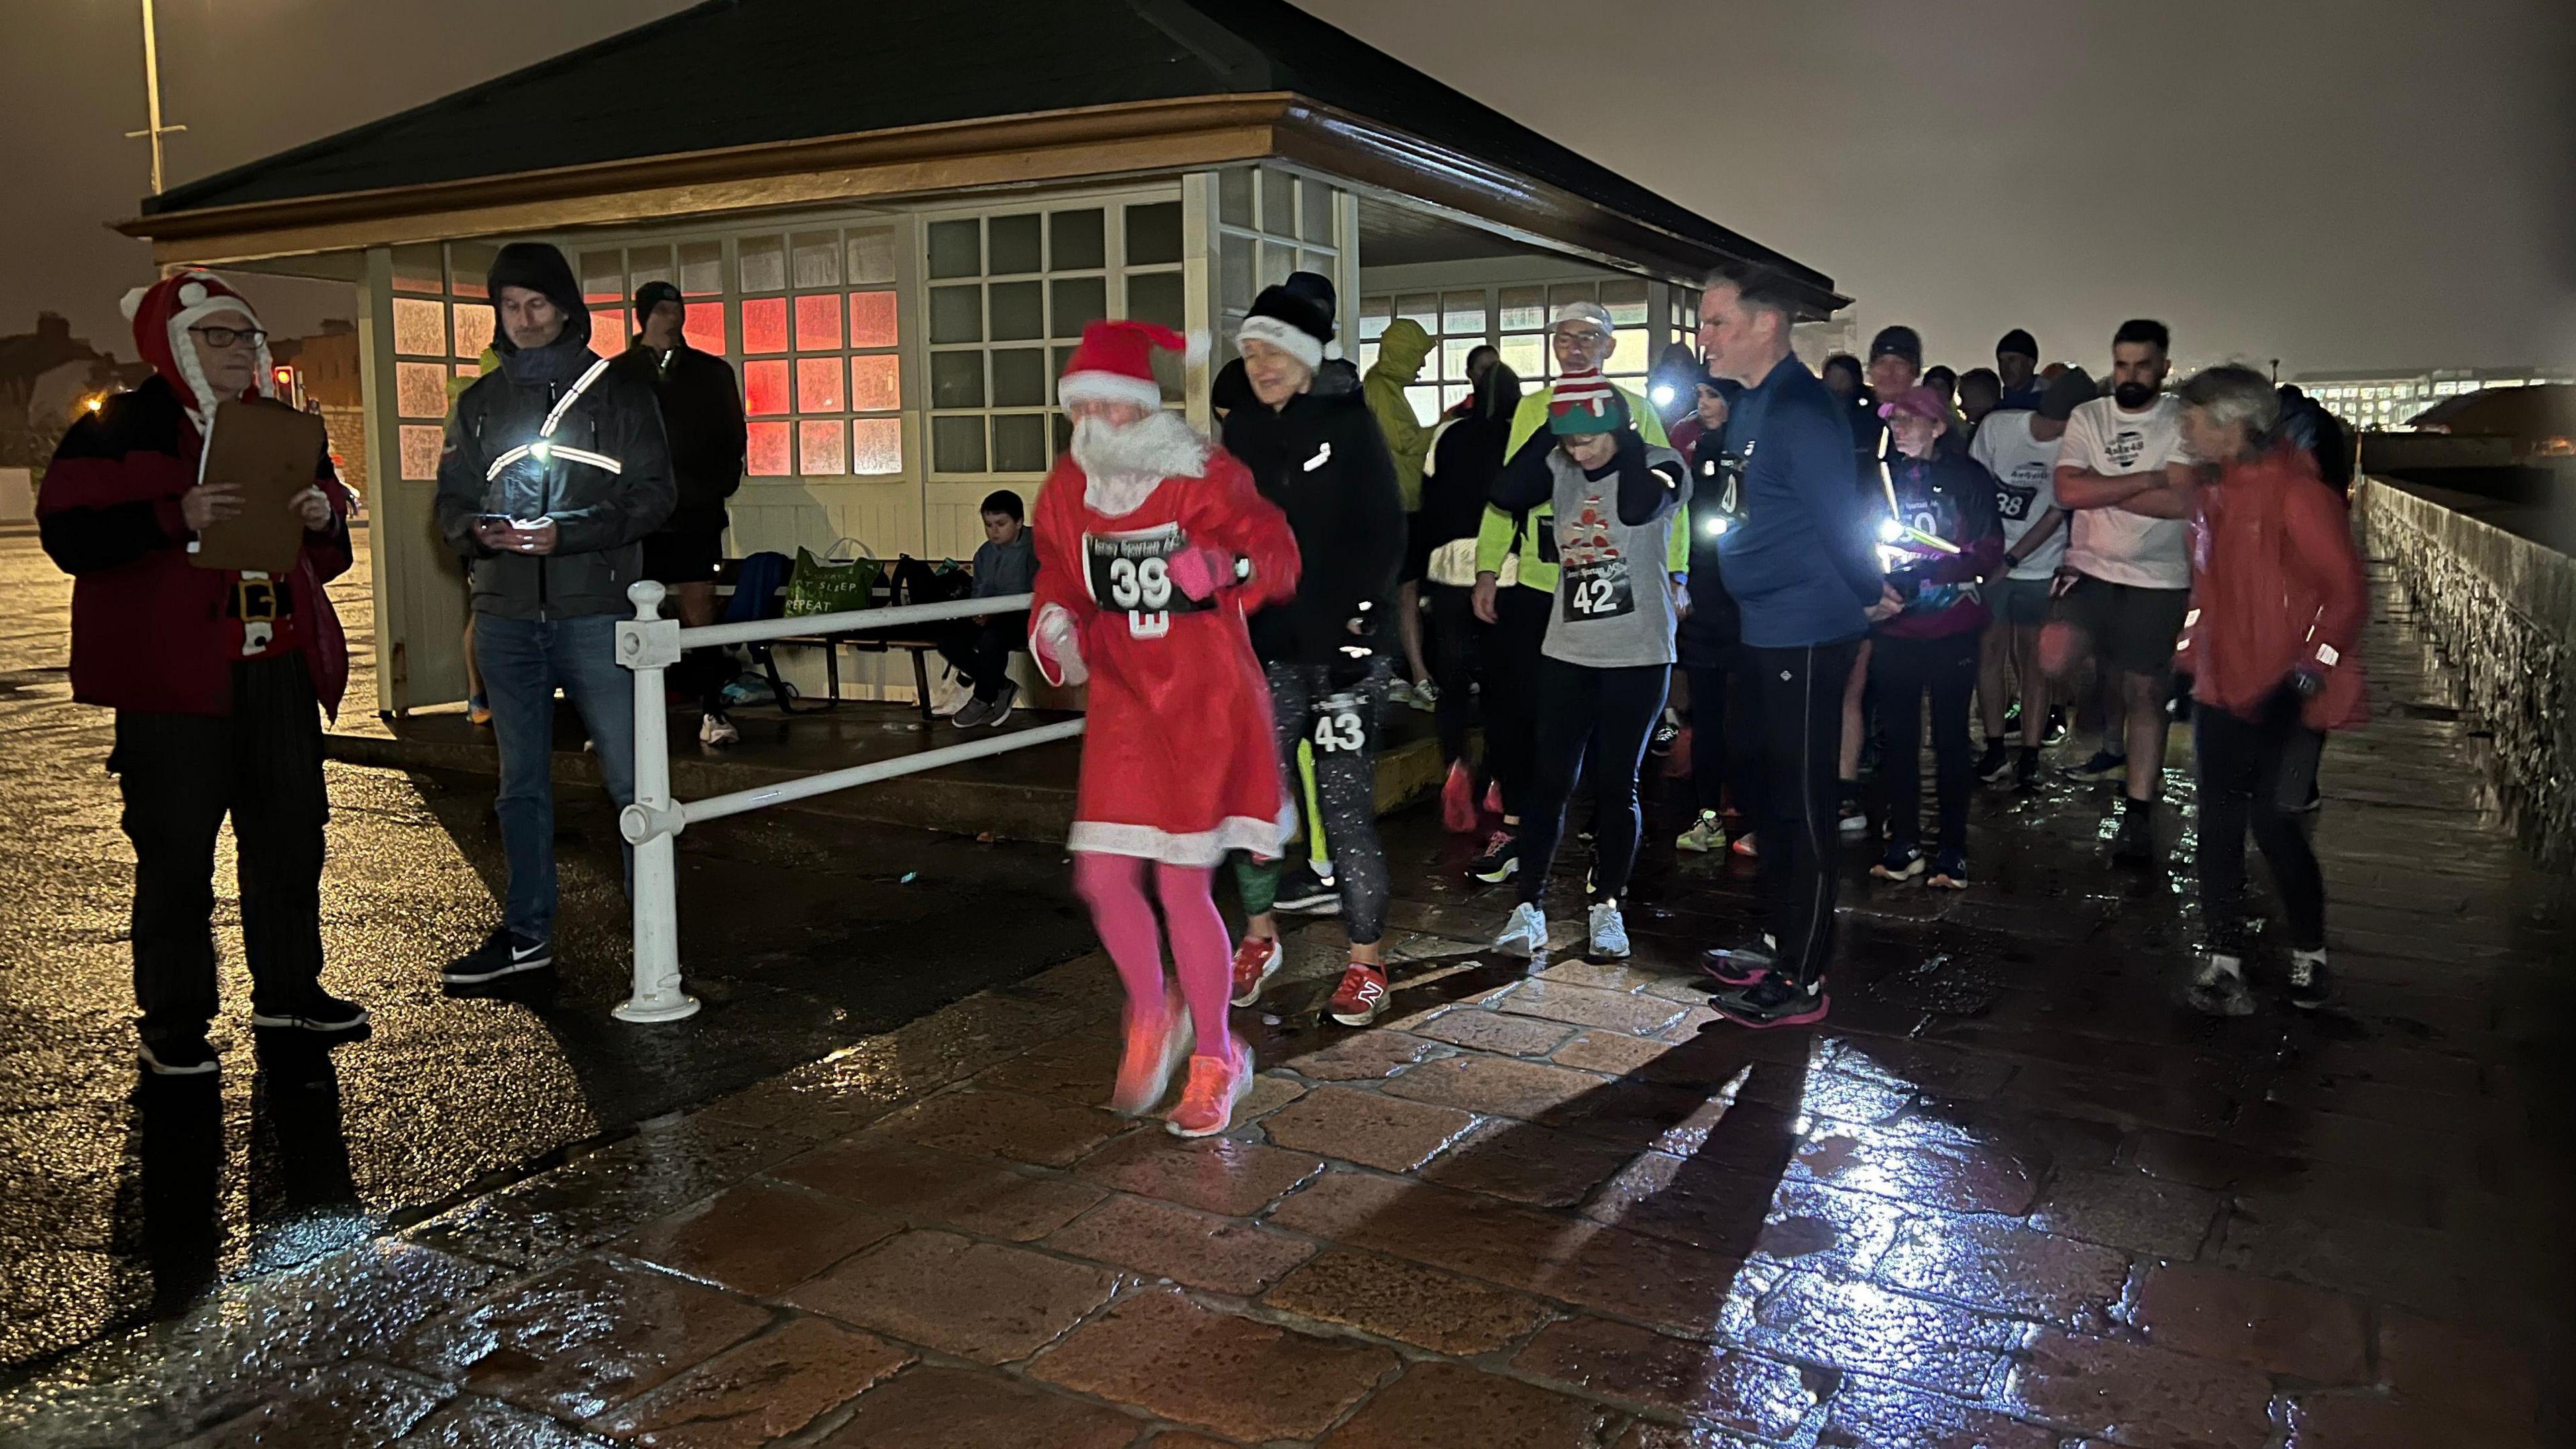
[1,548,2571,1448]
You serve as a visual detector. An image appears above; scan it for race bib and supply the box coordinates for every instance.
[1560,557,1636,623]
[1085,525,1210,639]
[1995,481,2036,522]
[1309,691,1371,755]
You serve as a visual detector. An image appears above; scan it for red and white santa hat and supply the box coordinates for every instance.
[121,269,274,427]
[1057,319,1205,412]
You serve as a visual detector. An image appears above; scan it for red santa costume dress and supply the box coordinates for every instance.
[1028,321,1300,1137]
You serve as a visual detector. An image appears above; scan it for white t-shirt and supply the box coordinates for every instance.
[2056,394,2193,590]
[1969,411,2065,580]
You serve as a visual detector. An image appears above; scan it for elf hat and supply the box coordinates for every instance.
[121,270,274,429]
[1237,270,1340,370]
[1058,319,1206,411]
[1550,370,1627,435]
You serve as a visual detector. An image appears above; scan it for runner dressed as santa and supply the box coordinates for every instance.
[1028,320,1301,1137]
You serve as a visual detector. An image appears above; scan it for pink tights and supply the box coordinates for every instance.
[1071,853,1234,1053]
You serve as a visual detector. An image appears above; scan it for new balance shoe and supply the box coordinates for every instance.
[1230,934,1283,1008]
[1587,900,1631,961]
[1709,975,1830,1028]
[2287,949,2334,1010]
[1166,1036,1253,1138]
[250,990,372,1035]
[137,1033,219,1076]
[1273,864,1341,915]
[1328,961,1391,1026]
[1926,848,1970,890]
[1676,810,1725,854]
[1730,830,1759,859]
[2043,708,2070,747]
[1112,991,1195,1116]
[1870,843,1927,881]
[1699,934,1777,989]
[2186,953,2255,1017]
[1466,829,1521,884]
[1407,678,1439,713]
[443,928,554,986]
[1975,739,2012,784]
[1494,902,1548,961]
[1440,760,1479,834]
[2065,750,2127,783]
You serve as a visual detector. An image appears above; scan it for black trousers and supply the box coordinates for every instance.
[1685,650,1766,823]
[1871,631,1980,853]
[2195,690,2327,955]
[113,655,329,1042]
[936,611,1029,702]
[1518,657,1669,908]
[1479,584,1554,820]
[1427,582,1483,767]
[1749,638,1861,989]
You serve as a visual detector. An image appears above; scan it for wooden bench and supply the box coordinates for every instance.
[708,559,985,720]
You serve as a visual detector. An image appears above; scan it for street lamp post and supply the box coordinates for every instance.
[122,0,186,195]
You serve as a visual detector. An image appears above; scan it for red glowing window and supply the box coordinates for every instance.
[588,310,623,358]
[742,360,790,417]
[741,297,788,354]
[746,421,791,476]
[850,354,900,412]
[850,290,899,350]
[797,357,844,413]
[799,419,847,475]
[794,293,843,351]
[683,302,726,356]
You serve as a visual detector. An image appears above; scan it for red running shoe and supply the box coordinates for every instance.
[1327,961,1390,1027]
[1166,1035,1252,1137]
[1110,992,1193,1116]
[1441,761,1479,834]
[1230,934,1283,1007]
[1483,780,1503,815]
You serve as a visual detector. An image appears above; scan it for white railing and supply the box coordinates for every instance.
[610,580,1079,1022]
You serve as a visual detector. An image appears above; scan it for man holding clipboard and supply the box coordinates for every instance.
[39,270,362,1076]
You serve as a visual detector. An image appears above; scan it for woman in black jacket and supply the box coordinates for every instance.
[1218,274,1407,1028]
[1420,363,1521,830]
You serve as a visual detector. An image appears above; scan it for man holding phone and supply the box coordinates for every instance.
[434,242,675,987]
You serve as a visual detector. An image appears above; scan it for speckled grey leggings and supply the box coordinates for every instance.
[1239,659,1391,946]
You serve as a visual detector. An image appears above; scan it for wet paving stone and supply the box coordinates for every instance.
[174,1362,452,1448]
[863,1087,1132,1168]
[769,1136,1106,1242]
[1417,1119,1640,1208]
[1794,1118,2044,1217]
[1872,1216,2131,1329]
[2003,1329,2278,1449]
[1743,1273,2032,1399]
[1042,1193,1317,1295]
[611,1180,900,1297]
[1279,1030,1452,1082]
[2278,1391,2548,1449]
[1818,1372,2062,1449]
[1071,1128,1326,1217]
[814,1364,1139,1449]
[1258,1084,1482,1172]
[1263,1248,1554,1355]
[1413,1007,1578,1057]
[1029,1287,1399,1442]
[784,1230,1121,1364]
[1509,1315,1814,1437]
[396,1395,619,1447]
[1319,1360,1617,1448]
[585,1315,910,1448]
[1497,979,1693,1036]
[2024,1167,2224,1258]
[2373,1307,2542,1426]
[2129,1262,2370,1383]
[1379,1053,1612,1119]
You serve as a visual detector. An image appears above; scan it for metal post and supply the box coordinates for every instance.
[123,0,186,195]
[613,581,698,1023]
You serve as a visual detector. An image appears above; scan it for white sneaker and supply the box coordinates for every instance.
[1408,678,1439,712]
[1676,810,1724,853]
[1587,900,1631,961]
[1494,902,1548,962]
[2185,953,2255,1017]
[698,711,740,747]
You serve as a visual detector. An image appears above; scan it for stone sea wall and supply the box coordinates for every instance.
[2356,476,2576,871]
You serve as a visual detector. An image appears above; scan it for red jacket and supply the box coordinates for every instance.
[38,375,354,718]
[2176,447,2367,730]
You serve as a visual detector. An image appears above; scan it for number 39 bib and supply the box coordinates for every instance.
[1086,525,1212,639]
[1560,557,1636,623]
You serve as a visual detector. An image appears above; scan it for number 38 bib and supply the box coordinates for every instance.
[1086,525,1212,638]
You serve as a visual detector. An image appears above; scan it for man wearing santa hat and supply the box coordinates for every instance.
[1026,319,1300,1138]
[40,270,362,1075]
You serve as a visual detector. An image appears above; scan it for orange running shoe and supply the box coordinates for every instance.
[1166,1036,1251,1138]
[1327,961,1390,1027]
[1110,991,1193,1117]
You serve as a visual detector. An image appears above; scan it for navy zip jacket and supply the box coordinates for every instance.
[1715,352,1882,648]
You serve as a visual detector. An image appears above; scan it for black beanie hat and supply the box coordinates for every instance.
[1868,325,1923,368]
[633,279,684,325]
[1238,270,1338,369]
[487,242,588,350]
[2039,366,2098,421]
[1996,328,2040,361]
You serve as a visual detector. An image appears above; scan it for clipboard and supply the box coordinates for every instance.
[191,396,327,574]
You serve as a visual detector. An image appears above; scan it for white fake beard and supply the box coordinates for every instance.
[1070,411,1210,517]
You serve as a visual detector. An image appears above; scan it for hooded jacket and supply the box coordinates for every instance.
[1220,360,1407,672]
[614,337,745,534]
[434,244,677,621]
[1362,319,1434,510]
[2176,447,2368,730]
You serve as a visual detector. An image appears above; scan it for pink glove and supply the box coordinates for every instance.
[1032,604,1087,686]
[1165,545,1239,604]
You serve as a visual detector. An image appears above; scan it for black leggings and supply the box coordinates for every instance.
[1427,582,1482,767]
[1871,632,1980,853]
[1518,657,1669,908]
[1262,659,1391,946]
[1479,585,1553,820]
[2195,691,2326,955]
[1686,654,1766,822]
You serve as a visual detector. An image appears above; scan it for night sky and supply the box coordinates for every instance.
[5,0,2569,376]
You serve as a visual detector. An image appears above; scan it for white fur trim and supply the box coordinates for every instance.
[1183,331,1211,368]
[1058,370,1165,411]
[1236,315,1324,370]
[164,288,274,429]
[1069,804,1295,868]
[119,285,152,321]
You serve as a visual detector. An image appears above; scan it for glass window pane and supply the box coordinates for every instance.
[1152,345,1183,403]
[1442,383,1471,413]
[988,213,1043,274]
[398,424,443,480]
[743,359,790,416]
[927,219,981,280]
[847,229,898,286]
[928,285,982,345]
[1298,249,1333,281]
[1396,292,1438,332]
[1601,279,1649,326]
[1443,291,1487,336]
[852,417,902,476]
[1441,338,1483,383]
[1218,169,1254,228]
[1259,241,1295,289]
[1357,342,1378,376]
[1128,272,1185,332]
[451,303,495,360]
[739,235,786,292]
[447,241,498,299]
[392,298,445,357]
[577,250,623,305]
[588,311,623,358]
[799,419,846,475]
[678,241,723,295]
[1359,297,1393,341]
[794,293,843,351]
[1610,327,1648,372]
[992,414,1047,473]
[930,352,985,409]
[1405,386,1440,427]
[990,348,1047,408]
[741,296,788,354]
[1049,209,1106,271]
[1126,202,1183,266]
[392,244,443,294]
[1499,286,1546,332]
[1299,178,1334,244]
[1499,334,1546,379]
[850,354,901,412]
[627,244,673,291]
[932,415,987,474]
[849,290,898,350]
[747,421,792,476]
[989,280,1043,341]
[1052,345,1077,380]
[1050,276,1107,339]
[1549,282,1598,313]
[683,302,726,356]
[1260,170,1295,237]
[792,231,841,290]
[1221,240,1254,313]
[395,361,447,419]
[797,357,844,413]
[1053,411,1073,460]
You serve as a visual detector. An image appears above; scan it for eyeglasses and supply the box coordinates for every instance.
[188,325,268,349]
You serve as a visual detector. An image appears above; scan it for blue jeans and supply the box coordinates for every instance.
[475,612,635,939]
